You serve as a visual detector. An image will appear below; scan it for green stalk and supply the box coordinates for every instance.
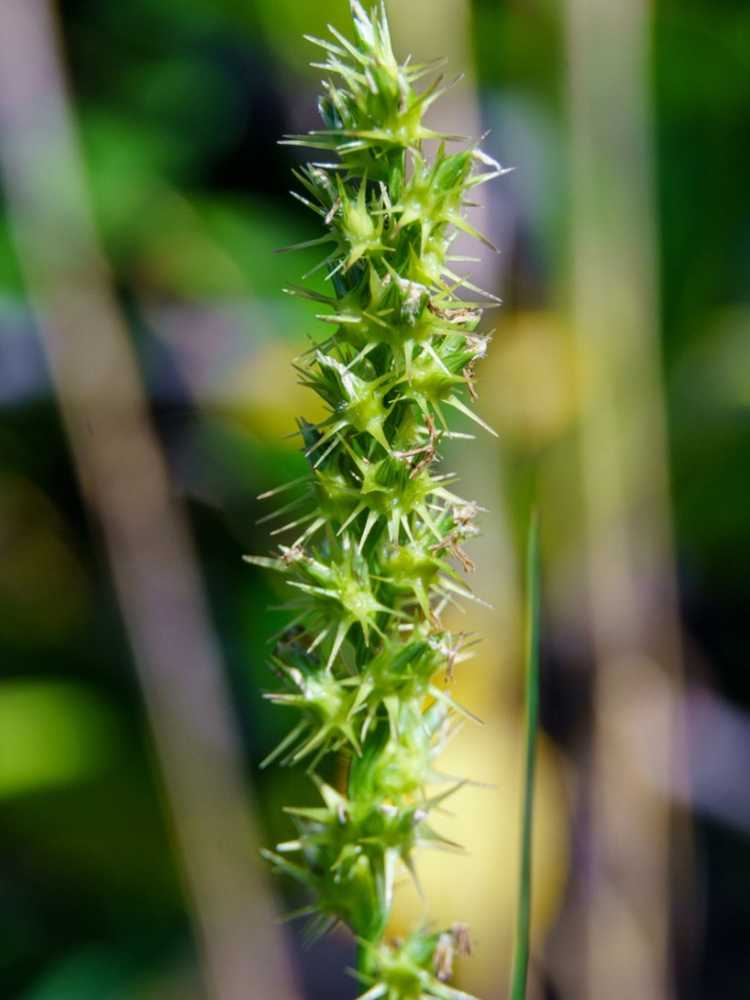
[509,513,541,1000]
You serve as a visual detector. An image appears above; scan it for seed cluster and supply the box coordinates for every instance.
[248,4,506,997]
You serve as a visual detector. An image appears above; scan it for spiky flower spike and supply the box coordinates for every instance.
[248,3,508,996]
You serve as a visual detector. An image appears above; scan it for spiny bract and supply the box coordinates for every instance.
[248,3,508,996]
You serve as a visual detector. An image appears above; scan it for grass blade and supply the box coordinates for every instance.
[509,511,541,1000]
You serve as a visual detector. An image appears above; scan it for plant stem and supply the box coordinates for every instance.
[510,512,541,1000]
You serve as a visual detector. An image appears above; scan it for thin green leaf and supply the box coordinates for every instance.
[509,511,541,1000]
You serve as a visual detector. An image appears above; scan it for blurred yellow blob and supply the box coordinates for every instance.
[388,677,570,995]
[482,311,578,446]
[220,340,327,441]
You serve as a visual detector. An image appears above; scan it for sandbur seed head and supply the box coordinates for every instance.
[249,2,509,994]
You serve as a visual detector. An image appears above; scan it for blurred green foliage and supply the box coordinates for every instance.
[0,681,118,797]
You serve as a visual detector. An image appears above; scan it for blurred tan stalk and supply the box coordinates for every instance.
[565,1,690,998]
[0,2,299,998]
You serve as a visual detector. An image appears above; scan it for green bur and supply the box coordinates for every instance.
[248,3,516,996]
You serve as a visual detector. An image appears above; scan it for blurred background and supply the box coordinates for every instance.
[0,0,747,997]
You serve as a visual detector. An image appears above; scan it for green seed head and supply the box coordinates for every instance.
[250,2,508,993]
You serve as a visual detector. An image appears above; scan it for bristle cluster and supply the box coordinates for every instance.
[249,4,507,996]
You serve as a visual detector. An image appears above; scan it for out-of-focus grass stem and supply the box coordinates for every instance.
[0,3,299,998]
[564,1,693,998]
[509,512,541,1000]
